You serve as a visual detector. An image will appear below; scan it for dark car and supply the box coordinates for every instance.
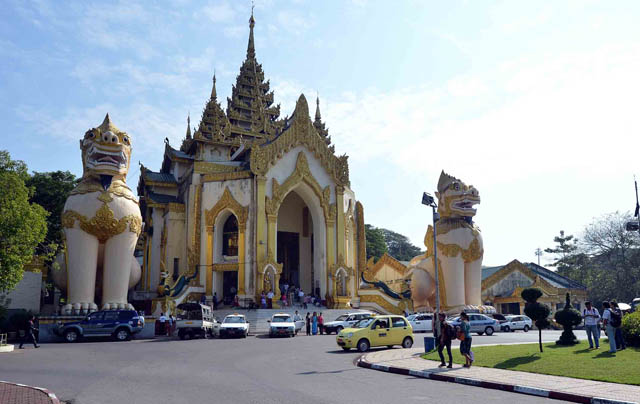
[55,309,143,342]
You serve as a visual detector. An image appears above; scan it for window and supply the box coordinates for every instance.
[88,312,104,322]
[173,258,179,281]
[103,312,119,322]
[222,215,239,256]
[392,318,407,328]
[373,318,389,329]
[118,311,134,321]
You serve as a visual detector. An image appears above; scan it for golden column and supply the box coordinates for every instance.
[266,214,281,300]
[336,186,346,260]
[256,176,267,265]
[326,204,336,304]
[206,226,214,296]
[238,224,246,295]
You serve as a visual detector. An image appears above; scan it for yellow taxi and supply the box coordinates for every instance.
[336,315,413,352]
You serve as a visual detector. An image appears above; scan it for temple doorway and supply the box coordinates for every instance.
[222,271,238,305]
[277,190,314,295]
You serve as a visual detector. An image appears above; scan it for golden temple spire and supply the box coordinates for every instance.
[247,3,256,59]
[211,73,217,100]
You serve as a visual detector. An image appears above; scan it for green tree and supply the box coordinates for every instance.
[544,230,579,273]
[521,287,551,353]
[379,228,422,261]
[365,224,388,261]
[26,171,79,256]
[0,151,48,292]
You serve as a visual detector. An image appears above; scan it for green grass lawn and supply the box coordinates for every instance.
[423,340,640,385]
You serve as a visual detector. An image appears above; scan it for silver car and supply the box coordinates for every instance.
[407,313,433,333]
[449,313,499,336]
[500,315,532,332]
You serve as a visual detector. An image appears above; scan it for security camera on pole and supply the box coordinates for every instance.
[422,192,440,340]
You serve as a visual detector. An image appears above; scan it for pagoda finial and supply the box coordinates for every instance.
[211,72,217,100]
[247,3,256,59]
[186,113,192,140]
[315,94,322,122]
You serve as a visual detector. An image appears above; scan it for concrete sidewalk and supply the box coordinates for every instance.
[357,348,640,404]
[0,381,61,404]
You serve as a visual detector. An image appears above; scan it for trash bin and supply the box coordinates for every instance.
[424,336,436,352]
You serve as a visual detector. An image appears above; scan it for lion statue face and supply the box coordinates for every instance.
[80,114,132,180]
[435,171,480,218]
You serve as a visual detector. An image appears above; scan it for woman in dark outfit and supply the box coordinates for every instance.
[305,312,311,336]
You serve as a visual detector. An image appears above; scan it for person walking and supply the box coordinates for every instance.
[305,312,311,336]
[267,290,274,309]
[293,310,302,335]
[318,312,324,335]
[602,302,616,353]
[212,292,218,310]
[19,315,39,349]
[312,312,318,335]
[583,301,600,349]
[459,312,473,367]
[611,301,626,350]
[158,312,167,336]
[437,313,453,368]
[298,289,305,307]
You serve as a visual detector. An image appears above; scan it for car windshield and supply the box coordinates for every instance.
[354,318,374,328]
[334,315,348,321]
[272,316,292,322]
[407,314,417,320]
[178,310,202,320]
[224,317,244,324]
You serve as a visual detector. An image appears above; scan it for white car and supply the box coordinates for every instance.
[407,313,433,333]
[500,315,532,332]
[268,313,296,337]
[323,312,375,334]
[219,314,250,338]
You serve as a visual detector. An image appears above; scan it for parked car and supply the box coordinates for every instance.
[500,315,532,332]
[219,314,249,338]
[336,315,413,352]
[487,313,507,323]
[55,309,143,342]
[176,303,219,340]
[407,313,433,333]
[448,313,499,336]
[323,311,374,334]
[268,313,296,337]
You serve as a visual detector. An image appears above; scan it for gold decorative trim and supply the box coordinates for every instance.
[249,94,350,186]
[205,187,249,227]
[195,161,244,174]
[213,263,239,272]
[265,152,331,222]
[168,203,185,213]
[367,253,408,278]
[355,201,366,286]
[70,179,138,203]
[202,171,252,182]
[359,292,410,315]
[62,202,142,243]
[436,238,483,262]
[144,180,177,188]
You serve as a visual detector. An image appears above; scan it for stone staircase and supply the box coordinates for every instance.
[211,306,373,334]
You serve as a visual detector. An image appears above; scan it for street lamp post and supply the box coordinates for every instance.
[422,192,440,340]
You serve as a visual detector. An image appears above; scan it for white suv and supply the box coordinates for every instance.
[500,315,532,332]
[407,313,433,333]
[323,312,374,334]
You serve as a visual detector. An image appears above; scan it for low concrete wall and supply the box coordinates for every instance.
[37,316,157,343]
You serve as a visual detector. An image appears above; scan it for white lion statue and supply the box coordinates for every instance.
[52,114,142,315]
[408,171,484,314]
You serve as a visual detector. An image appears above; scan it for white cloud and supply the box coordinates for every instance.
[200,2,236,23]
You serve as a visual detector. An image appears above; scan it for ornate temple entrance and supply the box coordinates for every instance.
[276,189,317,296]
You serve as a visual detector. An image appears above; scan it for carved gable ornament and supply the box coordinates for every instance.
[249,94,350,186]
[205,187,248,227]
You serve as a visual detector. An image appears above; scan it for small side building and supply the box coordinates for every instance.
[481,259,587,315]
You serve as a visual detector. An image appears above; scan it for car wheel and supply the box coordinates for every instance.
[503,326,510,332]
[402,337,413,348]
[357,338,370,352]
[342,347,350,351]
[485,327,494,336]
[477,332,484,336]
[115,328,131,341]
[64,329,79,343]
[523,325,530,332]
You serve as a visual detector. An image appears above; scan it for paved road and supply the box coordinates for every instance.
[0,330,581,404]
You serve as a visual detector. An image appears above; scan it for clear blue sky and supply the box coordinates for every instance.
[2,0,639,266]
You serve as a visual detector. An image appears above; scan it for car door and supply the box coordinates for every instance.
[346,315,357,328]
[83,312,104,336]
[390,317,410,344]
[98,311,120,335]
[370,318,391,346]
[424,314,433,332]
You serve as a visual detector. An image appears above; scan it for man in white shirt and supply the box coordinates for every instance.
[267,290,274,309]
[158,312,167,336]
[601,301,616,353]
[583,301,600,349]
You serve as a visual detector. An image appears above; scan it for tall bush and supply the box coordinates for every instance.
[622,311,640,347]
[554,293,582,345]
[521,287,551,352]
